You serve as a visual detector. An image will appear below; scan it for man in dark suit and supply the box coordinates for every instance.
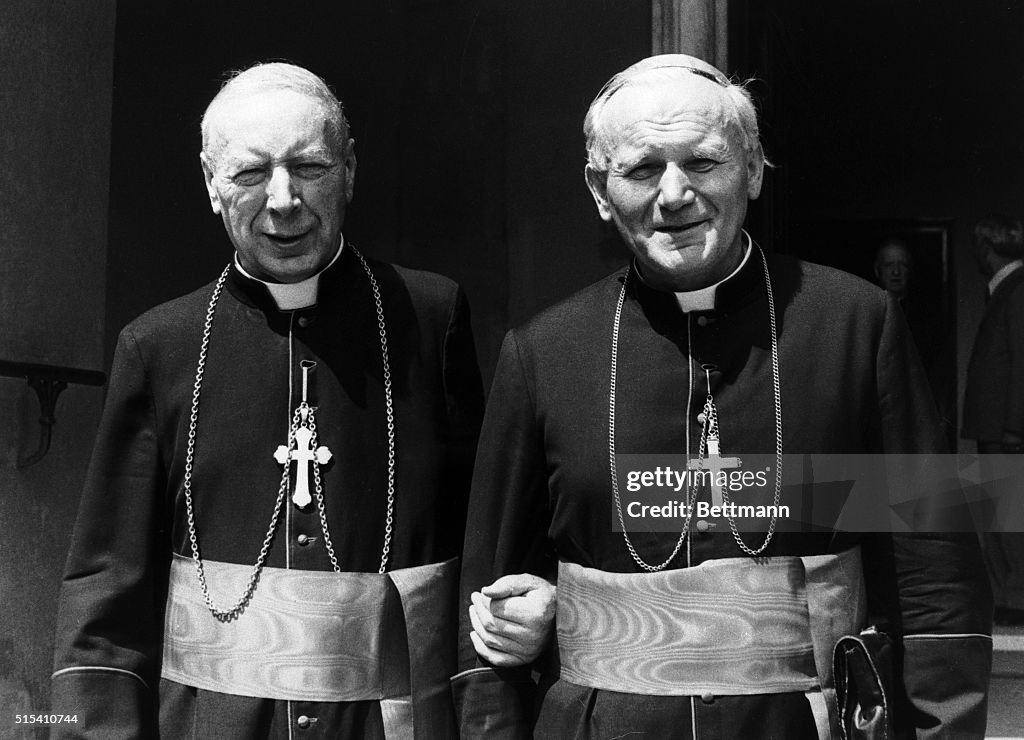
[963,213,1024,625]
[874,238,956,445]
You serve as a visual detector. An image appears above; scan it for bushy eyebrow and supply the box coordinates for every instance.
[690,139,732,160]
[222,142,337,166]
[222,150,338,174]
[609,138,733,171]
[607,155,651,175]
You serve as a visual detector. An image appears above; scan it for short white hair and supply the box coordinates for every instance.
[584,54,767,173]
[201,62,350,163]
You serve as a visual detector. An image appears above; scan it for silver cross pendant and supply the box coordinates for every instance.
[274,362,332,508]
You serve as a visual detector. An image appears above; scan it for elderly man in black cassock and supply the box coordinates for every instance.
[455,54,992,739]
[52,62,485,738]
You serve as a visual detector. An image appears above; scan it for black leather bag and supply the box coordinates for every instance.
[832,627,896,740]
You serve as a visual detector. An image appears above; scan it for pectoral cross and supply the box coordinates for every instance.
[274,361,332,508]
[687,364,741,508]
[689,436,742,507]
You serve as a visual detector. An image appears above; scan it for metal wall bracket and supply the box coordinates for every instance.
[0,360,106,468]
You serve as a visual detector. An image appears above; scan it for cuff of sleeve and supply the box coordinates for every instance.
[901,634,992,740]
[50,667,153,739]
[451,666,535,739]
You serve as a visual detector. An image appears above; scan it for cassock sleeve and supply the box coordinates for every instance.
[1001,280,1024,435]
[874,293,993,739]
[453,330,553,739]
[51,328,168,739]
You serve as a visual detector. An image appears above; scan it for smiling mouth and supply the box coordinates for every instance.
[265,231,310,247]
[656,220,706,235]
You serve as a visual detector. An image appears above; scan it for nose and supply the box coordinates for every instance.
[657,164,695,210]
[266,166,300,215]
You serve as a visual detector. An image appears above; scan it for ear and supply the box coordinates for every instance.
[584,164,613,222]
[199,153,222,215]
[342,138,357,204]
[746,145,765,201]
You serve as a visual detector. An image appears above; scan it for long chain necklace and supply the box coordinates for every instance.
[609,246,783,571]
[181,246,396,621]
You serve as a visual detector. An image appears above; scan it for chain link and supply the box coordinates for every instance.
[182,266,290,622]
[351,247,397,574]
[609,243,783,570]
[302,404,341,573]
[182,246,398,622]
[719,246,783,556]
[610,270,698,572]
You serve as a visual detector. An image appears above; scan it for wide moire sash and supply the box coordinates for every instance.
[557,548,864,698]
[161,553,459,728]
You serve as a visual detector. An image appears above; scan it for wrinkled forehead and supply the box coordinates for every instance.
[205,89,333,156]
[598,72,741,148]
[877,242,912,262]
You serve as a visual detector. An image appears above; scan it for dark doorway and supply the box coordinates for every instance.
[729,1,1024,447]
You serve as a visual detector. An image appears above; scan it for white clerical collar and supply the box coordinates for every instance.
[234,236,345,310]
[988,259,1023,296]
[672,233,753,313]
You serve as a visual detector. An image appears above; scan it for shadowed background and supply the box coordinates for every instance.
[3,1,1024,734]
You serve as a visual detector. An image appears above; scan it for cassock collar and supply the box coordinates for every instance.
[631,231,765,317]
[988,259,1023,296]
[672,236,753,312]
[226,237,350,312]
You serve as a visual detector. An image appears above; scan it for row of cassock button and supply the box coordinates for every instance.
[693,407,715,536]
[294,529,316,730]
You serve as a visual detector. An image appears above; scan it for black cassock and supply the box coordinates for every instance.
[53,247,483,738]
[457,251,992,739]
